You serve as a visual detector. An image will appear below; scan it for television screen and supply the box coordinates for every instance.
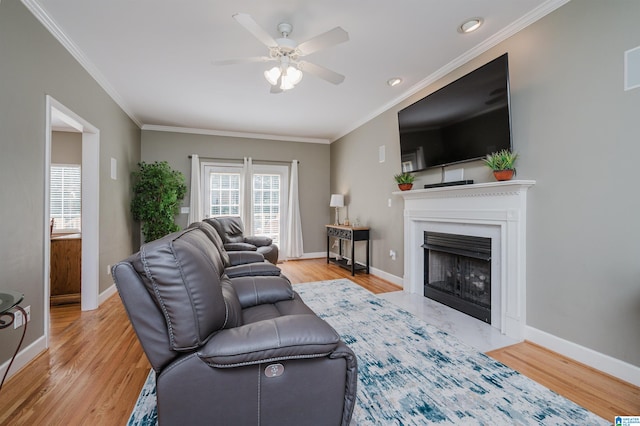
[398,53,512,172]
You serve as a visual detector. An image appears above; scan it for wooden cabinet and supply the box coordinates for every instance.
[50,235,81,304]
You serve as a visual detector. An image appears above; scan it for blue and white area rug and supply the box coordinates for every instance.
[128,279,608,425]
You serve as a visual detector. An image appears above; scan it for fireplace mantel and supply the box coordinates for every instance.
[395,180,535,340]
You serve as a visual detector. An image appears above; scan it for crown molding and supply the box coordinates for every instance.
[331,0,570,143]
[141,124,330,144]
[21,0,142,128]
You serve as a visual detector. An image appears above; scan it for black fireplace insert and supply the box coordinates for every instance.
[423,231,491,323]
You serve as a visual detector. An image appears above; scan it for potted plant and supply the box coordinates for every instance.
[483,149,518,181]
[394,172,415,191]
[131,161,187,242]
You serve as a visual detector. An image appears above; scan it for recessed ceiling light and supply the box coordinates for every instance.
[459,18,483,34]
[387,77,403,87]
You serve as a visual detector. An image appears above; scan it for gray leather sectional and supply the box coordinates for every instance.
[112,221,357,425]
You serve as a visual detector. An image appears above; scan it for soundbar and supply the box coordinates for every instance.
[423,180,474,189]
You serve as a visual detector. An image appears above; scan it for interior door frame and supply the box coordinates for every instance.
[44,96,100,343]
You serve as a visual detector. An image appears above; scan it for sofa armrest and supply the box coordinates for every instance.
[224,242,257,251]
[227,251,265,266]
[198,315,340,367]
[231,275,292,307]
[225,262,281,279]
[244,236,273,247]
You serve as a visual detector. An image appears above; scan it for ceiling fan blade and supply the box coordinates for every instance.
[270,84,283,94]
[270,74,283,94]
[232,13,278,48]
[298,60,345,85]
[212,56,271,66]
[297,27,349,56]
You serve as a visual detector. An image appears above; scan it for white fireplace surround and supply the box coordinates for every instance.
[396,180,535,340]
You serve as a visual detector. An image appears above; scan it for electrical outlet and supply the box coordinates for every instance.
[13,309,23,329]
[25,305,31,322]
[107,264,111,276]
[389,249,397,260]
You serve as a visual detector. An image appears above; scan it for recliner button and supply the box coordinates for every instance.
[265,363,284,378]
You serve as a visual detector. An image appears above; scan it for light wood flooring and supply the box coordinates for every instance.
[0,258,637,424]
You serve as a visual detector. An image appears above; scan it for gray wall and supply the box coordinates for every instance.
[52,131,82,164]
[332,0,640,366]
[141,130,330,253]
[0,0,140,364]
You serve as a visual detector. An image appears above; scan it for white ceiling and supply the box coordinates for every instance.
[26,0,564,143]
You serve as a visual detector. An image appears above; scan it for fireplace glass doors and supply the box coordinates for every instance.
[423,232,491,323]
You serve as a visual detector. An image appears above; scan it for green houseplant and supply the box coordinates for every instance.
[483,149,518,181]
[131,161,187,242]
[394,172,415,190]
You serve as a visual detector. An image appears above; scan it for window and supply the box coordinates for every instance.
[50,164,81,232]
[209,172,240,216]
[202,162,288,246]
[253,173,281,245]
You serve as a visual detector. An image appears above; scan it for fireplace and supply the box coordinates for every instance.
[423,232,491,323]
[396,180,535,340]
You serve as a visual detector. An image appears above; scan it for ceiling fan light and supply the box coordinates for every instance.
[286,66,303,85]
[280,78,295,91]
[264,66,281,85]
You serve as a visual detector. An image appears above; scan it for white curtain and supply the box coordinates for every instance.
[187,154,202,224]
[241,157,253,234]
[284,160,304,259]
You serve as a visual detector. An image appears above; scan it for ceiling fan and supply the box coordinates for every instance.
[214,13,349,93]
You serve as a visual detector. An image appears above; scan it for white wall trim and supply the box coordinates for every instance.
[0,336,46,382]
[285,252,326,261]
[98,283,118,305]
[142,124,330,145]
[525,326,640,387]
[21,0,141,128]
[369,266,403,287]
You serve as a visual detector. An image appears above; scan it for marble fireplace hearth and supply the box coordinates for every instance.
[395,180,535,341]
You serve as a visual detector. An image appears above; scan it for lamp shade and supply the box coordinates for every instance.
[329,194,344,208]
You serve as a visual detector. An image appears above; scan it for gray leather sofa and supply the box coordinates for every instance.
[204,216,279,264]
[112,222,357,425]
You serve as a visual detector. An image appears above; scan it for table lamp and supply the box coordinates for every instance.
[329,194,344,225]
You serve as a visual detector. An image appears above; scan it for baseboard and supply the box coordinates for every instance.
[297,251,326,260]
[98,283,118,305]
[303,252,404,287]
[525,326,640,387]
[0,335,47,382]
[369,266,404,288]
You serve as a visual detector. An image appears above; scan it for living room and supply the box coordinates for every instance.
[1,0,639,424]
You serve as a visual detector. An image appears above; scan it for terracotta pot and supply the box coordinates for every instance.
[398,183,413,191]
[493,169,515,181]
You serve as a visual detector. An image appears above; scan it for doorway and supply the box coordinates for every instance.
[44,96,100,345]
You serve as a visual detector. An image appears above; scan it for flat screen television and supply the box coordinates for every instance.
[398,53,512,173]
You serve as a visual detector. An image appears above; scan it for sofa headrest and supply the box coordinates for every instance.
[188,221,231,267]
[206,216,245,244]
[133,227,229,351]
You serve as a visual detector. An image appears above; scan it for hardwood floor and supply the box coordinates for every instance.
[0,258,636,424]
[488,342,640,421]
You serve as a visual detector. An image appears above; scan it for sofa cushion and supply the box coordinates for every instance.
[198,315,340,367]
[244,235,273,247]
[231,275,294,308]
[133,228,229,351]
[224,242,257,251]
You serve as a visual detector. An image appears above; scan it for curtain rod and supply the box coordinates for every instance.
[188,155,299,165]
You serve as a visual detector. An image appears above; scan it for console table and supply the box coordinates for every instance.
[326,225,370,276]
